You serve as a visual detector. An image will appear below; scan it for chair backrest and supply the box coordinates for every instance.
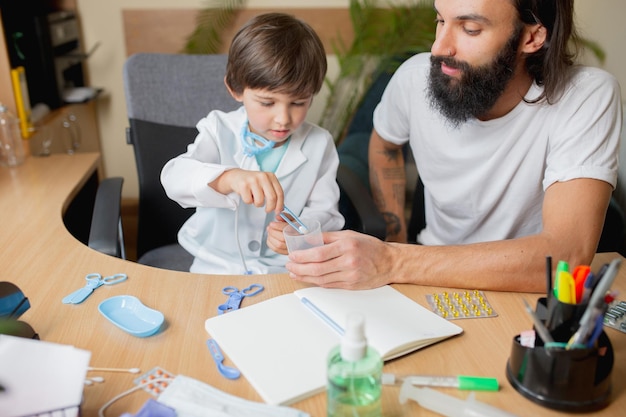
[123,53,239,259]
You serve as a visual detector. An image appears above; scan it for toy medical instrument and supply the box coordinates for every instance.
[99,295,164,337]
[62,273,128,304]
[207,339,241,379]
[280,206,308,234]
[241,122,275,156]
[383,373,499,391]
[218,283,264,314]
[399,382,519,417]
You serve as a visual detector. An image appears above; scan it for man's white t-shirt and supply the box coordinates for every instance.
[373,53,622,245]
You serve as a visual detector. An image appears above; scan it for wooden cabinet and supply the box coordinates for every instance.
[0,11,17,117]
[0,1,100,161]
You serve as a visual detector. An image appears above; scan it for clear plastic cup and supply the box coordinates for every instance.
[283,219,324,253]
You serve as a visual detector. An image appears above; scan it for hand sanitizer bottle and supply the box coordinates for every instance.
[327,313,382,417]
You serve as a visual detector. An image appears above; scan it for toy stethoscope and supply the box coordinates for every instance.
[234,122,308,274]
[240,122,275,156]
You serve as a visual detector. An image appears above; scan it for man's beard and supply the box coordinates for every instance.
[427,28,523,127]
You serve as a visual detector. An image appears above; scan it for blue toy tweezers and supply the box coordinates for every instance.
[280,206,308,234]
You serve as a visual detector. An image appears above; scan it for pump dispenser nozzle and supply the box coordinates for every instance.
[340,313,367,362]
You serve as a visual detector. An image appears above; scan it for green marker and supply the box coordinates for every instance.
[382,373,499,391]
[554,260,570,298]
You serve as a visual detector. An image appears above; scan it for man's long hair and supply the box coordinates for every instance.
[514,0,580,104]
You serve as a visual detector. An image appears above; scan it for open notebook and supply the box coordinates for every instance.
[205,285,462,405]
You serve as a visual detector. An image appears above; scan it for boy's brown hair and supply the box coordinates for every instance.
[225,13,327,98]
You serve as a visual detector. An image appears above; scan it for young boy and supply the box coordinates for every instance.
[161,13,344,274]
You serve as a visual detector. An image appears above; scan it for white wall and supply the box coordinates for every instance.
[78,0,626,200]
[574,0,626,211]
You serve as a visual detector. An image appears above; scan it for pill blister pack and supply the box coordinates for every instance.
[604,300,626,334]
[426,290,498,320]
[133,366,176,397]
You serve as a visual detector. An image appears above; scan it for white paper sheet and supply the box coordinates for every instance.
[0,335,91,417]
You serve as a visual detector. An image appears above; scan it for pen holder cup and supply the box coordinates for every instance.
[506,298,614,412]
[537,296,589,341]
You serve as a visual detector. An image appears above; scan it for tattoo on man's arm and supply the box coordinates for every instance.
[382,212,401,236]
[382,167,404,180]
[392,184,404,203]
[382,148,401,162]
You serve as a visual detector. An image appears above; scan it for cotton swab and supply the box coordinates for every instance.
[84,376,105,385]
[87,367,141,374]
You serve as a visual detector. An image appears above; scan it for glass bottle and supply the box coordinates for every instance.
[61,112,81,154]
[0,103,25,167]
[327,313,382,417]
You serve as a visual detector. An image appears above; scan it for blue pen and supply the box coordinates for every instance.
[566,305,603,348]
[586,313,605,348]
[590,263,609,292]
[301,297,344,335]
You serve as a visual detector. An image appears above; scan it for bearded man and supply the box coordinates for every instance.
[286,0,622,292]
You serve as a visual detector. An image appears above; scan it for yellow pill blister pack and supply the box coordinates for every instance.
[426,290,498,320]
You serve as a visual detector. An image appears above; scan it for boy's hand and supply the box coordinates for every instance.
[266,217,289,255]
[210,169,284,213]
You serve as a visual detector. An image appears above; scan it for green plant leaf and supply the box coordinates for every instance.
[183,0,248,54]
[320,0,436,141]
[578,38,606,64]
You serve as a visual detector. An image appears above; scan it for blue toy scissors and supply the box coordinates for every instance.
[62,273,128,304]
[218,283,264,314]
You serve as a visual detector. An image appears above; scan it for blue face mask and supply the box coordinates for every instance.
[240,122,275,157]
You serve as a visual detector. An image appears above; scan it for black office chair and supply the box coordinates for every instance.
[336,66,403,241]
[88,176,125,258]
[88,53,239,270]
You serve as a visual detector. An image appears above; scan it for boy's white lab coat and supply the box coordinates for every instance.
[161,107,344,274]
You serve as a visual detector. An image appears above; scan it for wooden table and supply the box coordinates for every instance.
[1,153,625,416]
